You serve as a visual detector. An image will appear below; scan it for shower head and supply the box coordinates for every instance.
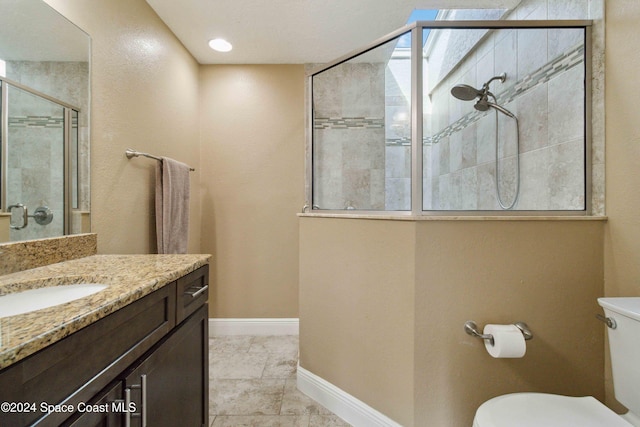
[450,84,483,101]
[450,73,507,101]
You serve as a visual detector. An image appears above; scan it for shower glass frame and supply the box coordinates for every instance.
[0,76,80,236]
[306,20,593,216]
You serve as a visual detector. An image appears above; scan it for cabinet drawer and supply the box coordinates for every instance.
[176,265,209,323]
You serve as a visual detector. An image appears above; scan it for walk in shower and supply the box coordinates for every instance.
[0,77,80,241]
[308,19,591,214]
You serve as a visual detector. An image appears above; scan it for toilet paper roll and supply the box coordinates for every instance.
[483,324,526,358]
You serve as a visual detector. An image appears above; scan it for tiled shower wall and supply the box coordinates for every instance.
[425,27,586,210]
[313,63,386,210]
[312,43,413,211]
[384,55,412,211]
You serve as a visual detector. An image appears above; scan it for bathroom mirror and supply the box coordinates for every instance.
[0,0,90,242]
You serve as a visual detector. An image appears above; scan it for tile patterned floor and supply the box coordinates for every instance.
[209,335,352,427]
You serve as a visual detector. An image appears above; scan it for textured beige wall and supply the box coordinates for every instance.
[299,217,604,427]
[299,218,416,426]
[603,0,640,411]
[44,0,202,255]
[603,1,640,302]
[0,216,9,242]
[40,4,303,319]
[199,65,305,318]
[414,219,604,426]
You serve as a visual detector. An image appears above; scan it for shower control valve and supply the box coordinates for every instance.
[31,206,54,225]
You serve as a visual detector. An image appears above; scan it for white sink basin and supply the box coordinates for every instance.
[0,283,108,318]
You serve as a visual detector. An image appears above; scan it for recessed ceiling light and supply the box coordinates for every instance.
[208,38,232,52]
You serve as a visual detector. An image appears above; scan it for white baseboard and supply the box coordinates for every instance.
[209,318,299,336]
[297,365,403,427]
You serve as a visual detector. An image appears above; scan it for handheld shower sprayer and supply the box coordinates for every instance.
[474,98,516,118]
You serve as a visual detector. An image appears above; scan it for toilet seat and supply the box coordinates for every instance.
[473,393,634,427]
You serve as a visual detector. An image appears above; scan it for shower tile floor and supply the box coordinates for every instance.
[209,335,352,427]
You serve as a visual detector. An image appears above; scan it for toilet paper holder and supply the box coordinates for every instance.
[464,320,533,346]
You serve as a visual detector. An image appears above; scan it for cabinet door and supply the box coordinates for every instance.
[123,305,208,427]
[62,382,124,427]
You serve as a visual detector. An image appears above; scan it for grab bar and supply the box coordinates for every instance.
[125,148,195,171]
[8,203,28,229]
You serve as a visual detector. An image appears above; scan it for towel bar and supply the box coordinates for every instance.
[125,148,195,171]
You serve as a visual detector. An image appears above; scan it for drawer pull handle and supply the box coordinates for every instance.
[124,389,131,427]
[185,285,208,298]
[128,374,147,427]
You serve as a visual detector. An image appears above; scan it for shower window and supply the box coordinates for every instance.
[308,21,591,214]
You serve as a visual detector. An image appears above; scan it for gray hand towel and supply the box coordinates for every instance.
[155,157,190,254]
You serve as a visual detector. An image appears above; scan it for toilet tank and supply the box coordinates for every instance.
[598,297,640,417]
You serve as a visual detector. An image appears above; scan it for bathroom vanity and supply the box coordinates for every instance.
[0,255,210,427]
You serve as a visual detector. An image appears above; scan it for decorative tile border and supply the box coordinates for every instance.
[432,43,585,144]
[386,137,411,146]
[312,43,584,149]
[314,117,384,130]
[8,115,64,128]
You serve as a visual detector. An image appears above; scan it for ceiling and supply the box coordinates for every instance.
[145,0,519,65]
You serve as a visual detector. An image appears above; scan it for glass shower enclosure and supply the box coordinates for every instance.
[308,20,591,214]
[0,77,80,241]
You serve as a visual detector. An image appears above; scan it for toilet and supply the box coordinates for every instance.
[473,297,640,427]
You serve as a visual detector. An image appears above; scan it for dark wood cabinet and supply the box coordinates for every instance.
[122,304,208,427]
[0,265,209,427]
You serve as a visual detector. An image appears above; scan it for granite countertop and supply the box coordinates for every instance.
[0,254,210,370]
